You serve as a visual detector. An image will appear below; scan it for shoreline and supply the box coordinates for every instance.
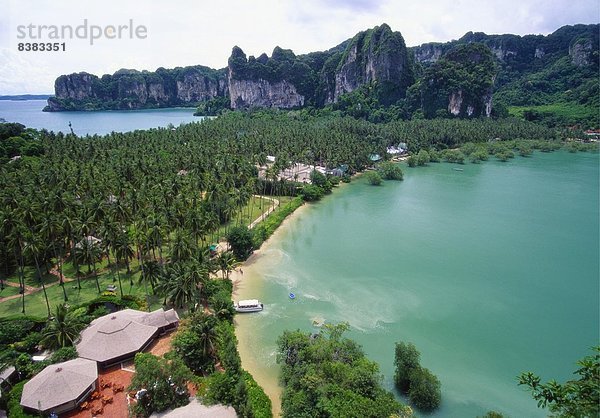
[232,202,312,417]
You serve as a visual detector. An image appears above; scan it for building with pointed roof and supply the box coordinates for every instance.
[76,308,178,368]
[20,358,97,415]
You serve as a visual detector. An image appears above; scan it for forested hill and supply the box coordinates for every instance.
[412,24,599,126]
[45,23,599,128]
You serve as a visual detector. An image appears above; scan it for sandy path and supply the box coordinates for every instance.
[248,195,280,229]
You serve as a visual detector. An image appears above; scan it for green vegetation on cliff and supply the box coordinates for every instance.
[420,43,496,118]
[45,65,227,111]
[414,24,599,127]
[48,23,599,128]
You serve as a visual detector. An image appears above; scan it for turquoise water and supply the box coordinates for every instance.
[236,152,599,417]
[0,100,202,135]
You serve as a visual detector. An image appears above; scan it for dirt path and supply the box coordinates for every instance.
[248,195,279,229]
[0,266,78,303]
[1,280,36,292]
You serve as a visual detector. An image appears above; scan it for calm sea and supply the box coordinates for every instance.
[235,151,600,417]
[0,100,202,135]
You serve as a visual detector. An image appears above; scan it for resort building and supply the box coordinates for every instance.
[76,308,179,368]
[20,308,179,415]
[20,358,98,415]
[0,366,17,397]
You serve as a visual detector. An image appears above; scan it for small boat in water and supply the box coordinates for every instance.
[234,299,264,313]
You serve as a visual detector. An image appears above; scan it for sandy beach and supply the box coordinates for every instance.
[231,202,312,417]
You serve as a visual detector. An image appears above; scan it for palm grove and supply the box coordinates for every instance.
[0,108,591,417]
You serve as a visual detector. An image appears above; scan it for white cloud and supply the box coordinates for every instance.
[0,0,597,94]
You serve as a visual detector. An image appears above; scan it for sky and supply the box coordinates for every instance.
[0,0,598,94]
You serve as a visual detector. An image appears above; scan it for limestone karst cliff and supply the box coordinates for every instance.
[45,23,598,120]
[45,66,227,111]
[328,24,414,103]
[227,46,305,109]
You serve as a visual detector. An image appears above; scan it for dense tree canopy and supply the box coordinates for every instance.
[277,323,413,417]
[519,346,600,417]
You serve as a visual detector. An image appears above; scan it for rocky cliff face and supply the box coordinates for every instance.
[448,90,493,117]
[413,25,599,71]
[327,24,414,103]
[413,44,443,64]
[227,46,311,109]
[226,46,305,109]
[569,38,593,66]
[46,23,598,115]
[421,43,496,118]
[176,69,228,102]
[45,66,227,111]
[228,75,303,109]
[54,73,96,101]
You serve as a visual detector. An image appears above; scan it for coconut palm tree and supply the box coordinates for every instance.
[170,229,194,263]
[73,236,102,293]
[39,214,68,301]
[40,303,84,349]
[138,259,162,296]
[190,313,218,361]
[114,230,134,276]
[157,263,195,310]
[23,233,51,317]
[216,251,238,279]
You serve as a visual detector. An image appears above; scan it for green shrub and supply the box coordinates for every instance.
[394,342,420,392]
[395,341,442,412]
[215,321,241,373]
[227,226,254,261]
[428,149,441,162]
[209,290,236,321]
[7,381,36,418]
[172,329,212,374]
[377,161,404,180]
[243,370,272,418]
[408,367,442,412]
[13,332,41,353]
[253,197,303,247]
[300,184,324,201]
[365,171,383,185]
[204,371,239,406]
[49,346,78,363]
[470,149,489,163]
[478,411,505,418]
[0,320,36,347]
[495,150,515,162]
[441,149,465,164]
[416,150,430,166]
[128,353,191,417]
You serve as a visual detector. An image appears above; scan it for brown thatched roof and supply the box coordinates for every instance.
[116,308,179,329]
[20,358,97,412]
[76,308,178,364]
[76,313,157,364]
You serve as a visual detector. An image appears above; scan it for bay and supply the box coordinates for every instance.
[0,100,202,135]
[235,151,599,417]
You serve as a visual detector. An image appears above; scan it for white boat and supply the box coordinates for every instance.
[234,299,264,313]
